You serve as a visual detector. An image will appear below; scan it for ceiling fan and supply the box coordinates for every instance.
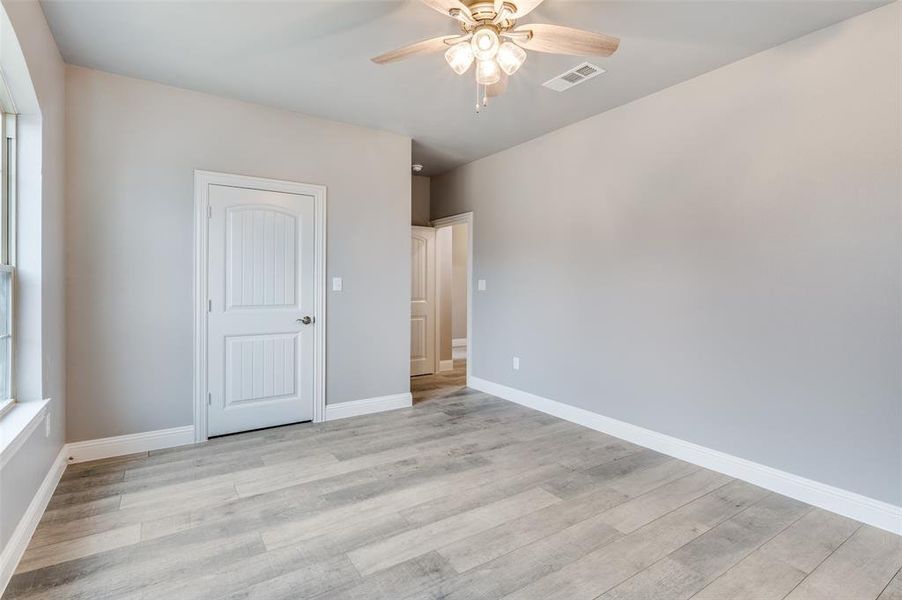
[371,0,619,110]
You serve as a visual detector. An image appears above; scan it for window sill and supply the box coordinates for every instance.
[0,398,49,470]
[0,398,13,419]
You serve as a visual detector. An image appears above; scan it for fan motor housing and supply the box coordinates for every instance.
[466,1,517,26]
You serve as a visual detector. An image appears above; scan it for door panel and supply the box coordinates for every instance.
[227,208,297,308]
[226,334,298,405]
[208,184,315,436]
[410,317,427,361]
[411,226,436,376]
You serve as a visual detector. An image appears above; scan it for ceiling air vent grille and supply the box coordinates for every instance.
[542,62,605,92]
[561,72,583,84]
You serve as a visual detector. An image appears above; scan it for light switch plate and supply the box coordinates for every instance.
[332,277,343,292]
[512,357,520,370]
[477,279,486,291]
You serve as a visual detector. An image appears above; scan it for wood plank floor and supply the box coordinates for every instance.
[5,385,901,599]
[410,359,467,404]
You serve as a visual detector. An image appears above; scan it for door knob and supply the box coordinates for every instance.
[297,316,313,325]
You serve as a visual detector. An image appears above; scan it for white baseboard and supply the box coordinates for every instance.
[65,426,195,464]
[452,338,467,348]
[438,359,455,372]
[326,393,413,421]
[0,446,67,593]
[468,376,902,535]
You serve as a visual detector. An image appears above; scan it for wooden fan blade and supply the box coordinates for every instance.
[487,72,508,97]
[510,0,545,19]
[419,0,473,23]
[371,36,455,64]
[515,23,620,56]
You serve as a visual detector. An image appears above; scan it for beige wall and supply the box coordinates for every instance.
[432,5,901,505]
[451,223,468,342]
[436,227,453,362]
[411,175,430,226]
[66,66,411,442]
[436,223,468,363]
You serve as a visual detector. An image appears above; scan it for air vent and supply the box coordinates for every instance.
[561,72,583,84]
[542,62,605,92]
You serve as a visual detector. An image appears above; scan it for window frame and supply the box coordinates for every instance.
[0,263,13,418]
[0,74,17,418]
[1,112,15,265]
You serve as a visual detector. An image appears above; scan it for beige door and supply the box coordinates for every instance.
[410,226,436,376]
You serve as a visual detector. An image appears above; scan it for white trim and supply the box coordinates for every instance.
[431,212,473,372]
[325,393,412,421]
[65,426,195,464]
[0,445,66,594]
[193,170,327,443]
[468,376,902,535]
[438,359,455,372]
[0,398,48,470]
[452,338,467,348]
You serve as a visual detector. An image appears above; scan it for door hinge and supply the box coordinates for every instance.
[208,299,212,312]
[207,205,212,219]
[207,392,212,406]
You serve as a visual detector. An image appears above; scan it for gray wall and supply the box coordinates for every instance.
[432,4,901,505]
[0,0,66,551]
[411,175,430,226]
[66,66,411,442]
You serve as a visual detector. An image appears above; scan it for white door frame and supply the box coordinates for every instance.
[193,170,327,443]
[430,212,473,383]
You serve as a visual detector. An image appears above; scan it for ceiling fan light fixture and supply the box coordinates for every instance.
[370,0,621,111]
[471,26,500,61]
[444,42,475,75]
[496,41,526,75]
[475,58,501,85]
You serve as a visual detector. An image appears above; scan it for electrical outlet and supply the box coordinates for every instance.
[477,279,487,291]
[512,356,520,370]
[332,277,343,292]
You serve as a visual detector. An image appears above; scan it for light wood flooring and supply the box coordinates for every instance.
[5,385,902,599]
[411,359,467,404]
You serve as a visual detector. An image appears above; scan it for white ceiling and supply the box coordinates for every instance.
[41,0,888,175]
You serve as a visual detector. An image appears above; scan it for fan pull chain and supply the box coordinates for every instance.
[475,78,481,113]
[474,80,490,112]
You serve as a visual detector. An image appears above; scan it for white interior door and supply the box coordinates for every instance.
[207,183,316,436]
[411,226,436,376]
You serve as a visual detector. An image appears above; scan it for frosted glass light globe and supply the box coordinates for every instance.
[496,42,526,75]
[471,26,500,61]
[475,59,501,85]
[445,42,474,75]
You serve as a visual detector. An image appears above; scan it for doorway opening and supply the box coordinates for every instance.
[410,213,472,404]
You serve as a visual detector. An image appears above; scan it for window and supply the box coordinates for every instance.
[0,89,15,418]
